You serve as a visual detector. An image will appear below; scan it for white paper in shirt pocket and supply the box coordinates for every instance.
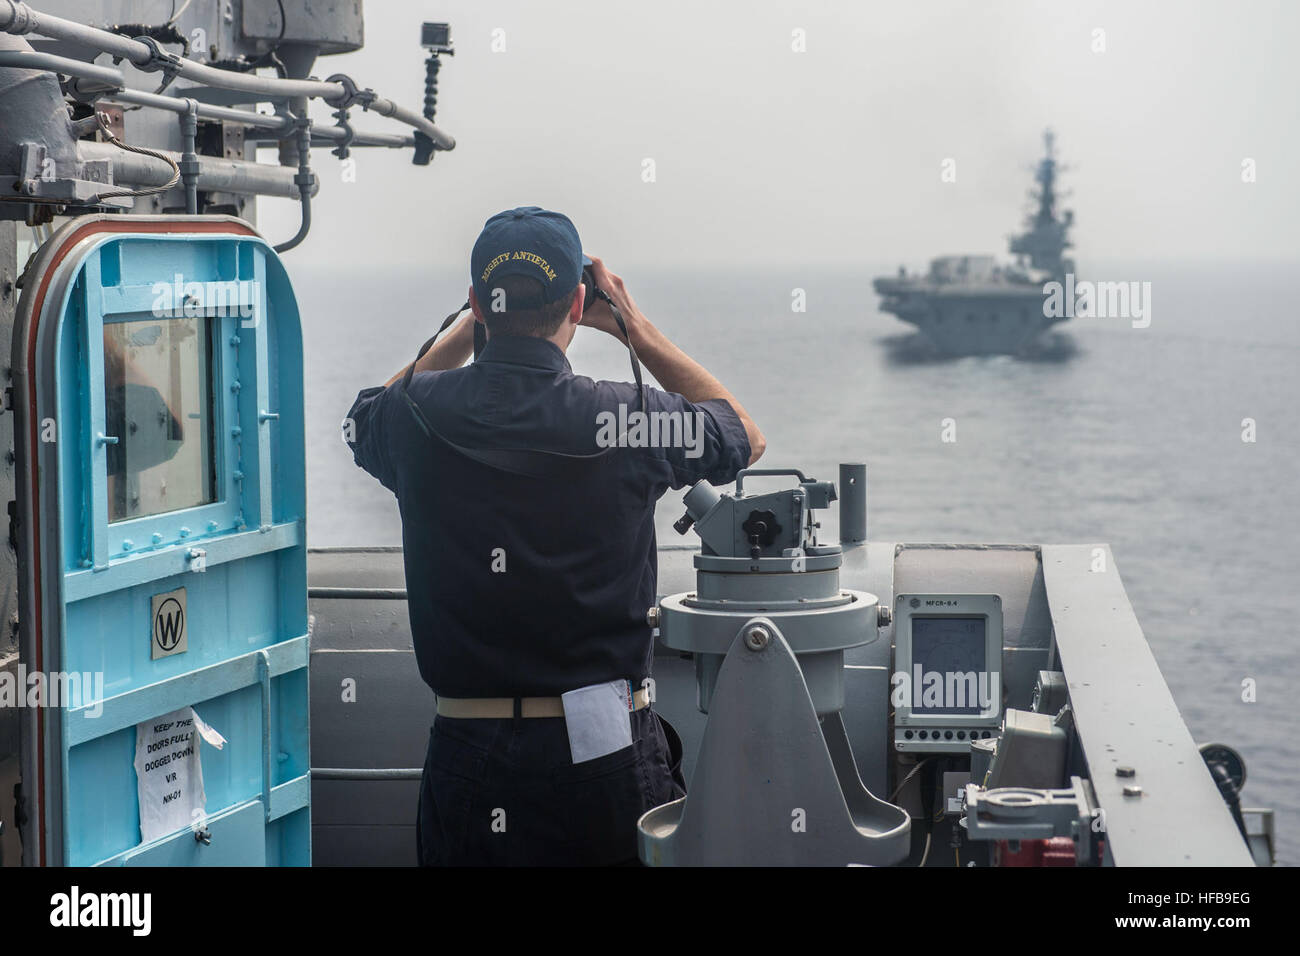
[561,680,634,764]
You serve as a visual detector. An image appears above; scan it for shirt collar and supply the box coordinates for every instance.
[476,334,571,373]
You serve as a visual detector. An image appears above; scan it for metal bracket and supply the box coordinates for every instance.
[0,142,117,208]
[323,73,376,112]
[963,775,1099,864]
[131,35,186,93]
[329,106,354,160]
[321,74,374,161]
[637,617,909,865]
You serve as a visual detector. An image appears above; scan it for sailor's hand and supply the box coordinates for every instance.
[580,256,642,342]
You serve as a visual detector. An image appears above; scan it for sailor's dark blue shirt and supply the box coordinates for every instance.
[346,334,750,697]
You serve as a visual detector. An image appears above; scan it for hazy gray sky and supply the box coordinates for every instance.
[259,0,1300,272]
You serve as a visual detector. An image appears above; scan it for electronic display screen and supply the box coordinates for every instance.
[910,616,989,715]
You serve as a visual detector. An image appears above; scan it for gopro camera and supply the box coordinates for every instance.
[421,22,454,53]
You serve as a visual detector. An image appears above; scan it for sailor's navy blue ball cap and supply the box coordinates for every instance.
[471,206,583,307]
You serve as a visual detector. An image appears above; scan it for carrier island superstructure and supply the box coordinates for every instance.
[0,3,1274,867]
[873,130,1076,356]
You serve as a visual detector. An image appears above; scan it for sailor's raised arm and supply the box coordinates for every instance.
[581,256,766,466]
[383,308,477,388]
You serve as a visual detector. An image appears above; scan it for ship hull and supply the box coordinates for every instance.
[877,286,1065,357]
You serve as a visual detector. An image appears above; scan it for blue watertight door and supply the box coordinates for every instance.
[12,215,309,866]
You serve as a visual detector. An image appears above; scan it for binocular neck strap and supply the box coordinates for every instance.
[592,287,645,411]
[399,301,468,439]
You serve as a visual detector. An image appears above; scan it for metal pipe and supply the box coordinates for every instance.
[307,587,409,600]
[274,183,310,251]
[0,0,144,61]
[4,52,423,151]
[367,96,454,151]
[158,57,335,101]
[178,99,198,214]
[3,49,436,158]
[0,1,455,149]
[77,140,314,200]
[89,85,406,146]
[273,43,314,170]
[838,463,867,544]
[78,82,285,128]
[0,47,121,86]
[312,768,422,781]
[294,130,415,148]
[273,120,313,253]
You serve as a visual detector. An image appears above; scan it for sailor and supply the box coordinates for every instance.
[345,207,764,865]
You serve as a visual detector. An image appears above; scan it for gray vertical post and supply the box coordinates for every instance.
[839,463,867,544]
[179,100,200,215]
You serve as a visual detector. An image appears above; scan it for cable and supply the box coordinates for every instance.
[166,0,193,25]
[889,756,936,802]
[86,110,180,204]
[273,119,314,252]
[262,0,287,77]
[917,832,932,868]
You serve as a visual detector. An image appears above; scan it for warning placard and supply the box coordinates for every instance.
[133,706,225,844]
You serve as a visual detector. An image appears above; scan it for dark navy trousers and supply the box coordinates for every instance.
[417,708,686,866]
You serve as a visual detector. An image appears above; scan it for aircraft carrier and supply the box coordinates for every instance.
[873,131,1076,357]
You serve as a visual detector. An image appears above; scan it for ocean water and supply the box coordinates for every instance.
[295,260,1299,866]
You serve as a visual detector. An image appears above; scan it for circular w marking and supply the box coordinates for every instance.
[154,598,185,652]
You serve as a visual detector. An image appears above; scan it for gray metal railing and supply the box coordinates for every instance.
[312,768,421,781]
[308,587,408,600]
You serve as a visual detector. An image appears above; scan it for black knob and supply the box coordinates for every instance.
[673,512,695,535]
[741,510,781,548]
